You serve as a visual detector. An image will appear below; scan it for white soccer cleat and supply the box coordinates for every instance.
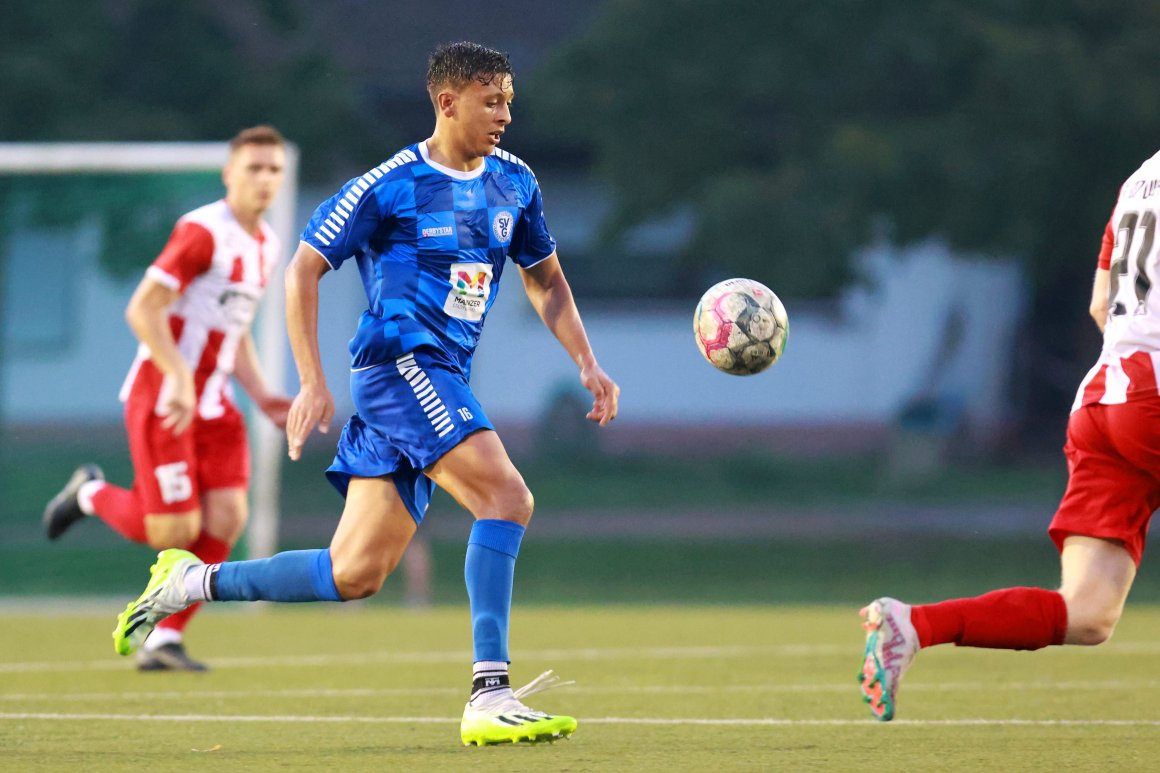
[858,597,920,721]
[112,549,200,656]
[460,670,577,746]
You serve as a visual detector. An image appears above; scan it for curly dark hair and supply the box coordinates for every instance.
[426,41,513,96]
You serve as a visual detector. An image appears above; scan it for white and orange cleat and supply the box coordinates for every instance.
[858,597,919,721]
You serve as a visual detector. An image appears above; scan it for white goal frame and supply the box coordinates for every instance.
[0,142,298,559]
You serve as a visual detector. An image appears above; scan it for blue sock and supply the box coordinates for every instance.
[210,549,344,602]
[465,519,526,662]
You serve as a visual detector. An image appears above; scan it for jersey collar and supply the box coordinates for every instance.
[419,141,487,181]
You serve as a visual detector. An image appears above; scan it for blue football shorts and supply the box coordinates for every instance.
[325,346,494,524]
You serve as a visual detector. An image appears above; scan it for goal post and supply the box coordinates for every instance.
[0,142,298,560]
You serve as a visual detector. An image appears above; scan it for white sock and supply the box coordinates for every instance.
[142,626,182,652]
[76,481,103,515]
[183,564,212,603]
[470,660,512,705]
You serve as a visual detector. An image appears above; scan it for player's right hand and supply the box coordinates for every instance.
[286,382,335,461]
[158,370,196,435]
[580,360,620,427]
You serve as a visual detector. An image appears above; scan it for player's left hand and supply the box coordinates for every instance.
[258,394,293,430]
[580,361,619,427]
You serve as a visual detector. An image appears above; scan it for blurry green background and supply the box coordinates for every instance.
[4,1,1160,605]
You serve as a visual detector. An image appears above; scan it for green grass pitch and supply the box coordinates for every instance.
[2,605,1159,771]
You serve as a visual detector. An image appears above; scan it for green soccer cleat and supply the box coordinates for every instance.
[858,597,920,721]
[112,549,201,657]
[460,670,577,746]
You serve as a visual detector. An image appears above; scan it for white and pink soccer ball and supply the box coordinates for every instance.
[693,278,789,375]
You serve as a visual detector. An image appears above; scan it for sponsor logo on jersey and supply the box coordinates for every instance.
[422,226,454,238]
[218,287,260,326]
[492,211,514,244]
[456,270,488,296]
[443,262,493,321]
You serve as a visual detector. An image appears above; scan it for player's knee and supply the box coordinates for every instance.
[332,568,386,600]
[330,556,394,600]
[507,485,534,525]
[1064,601,1122,646]
[212,508,248,544]
[465,478,534,524]
[492,483,533,525]
[144,512,201,550]
[201,492,249,544]
[1068,614,1120,645]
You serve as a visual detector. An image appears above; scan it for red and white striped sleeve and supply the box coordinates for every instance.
[146,220,214,292]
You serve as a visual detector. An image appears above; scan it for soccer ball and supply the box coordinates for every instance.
[693,278,788,375]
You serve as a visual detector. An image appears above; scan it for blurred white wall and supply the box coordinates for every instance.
[469,238,1025,440]
[4,215,1025,438]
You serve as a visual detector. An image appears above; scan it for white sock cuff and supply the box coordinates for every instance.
[183,564,212,603]
[472,660,508,676]
[76,480,104,515]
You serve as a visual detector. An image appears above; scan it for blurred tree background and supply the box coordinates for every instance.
[1,1,383,182]
[5,0,1160,439]
[527,0,1160,437]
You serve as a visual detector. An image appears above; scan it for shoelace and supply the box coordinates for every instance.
[513,669,575,700]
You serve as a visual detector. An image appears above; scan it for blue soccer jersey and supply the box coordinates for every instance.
[302,142,556,374]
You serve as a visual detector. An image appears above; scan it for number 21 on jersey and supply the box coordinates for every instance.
[1110,209,1157,316]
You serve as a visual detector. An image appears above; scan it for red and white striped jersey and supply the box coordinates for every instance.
[1074,149,1160,410]
[119,199,281,420]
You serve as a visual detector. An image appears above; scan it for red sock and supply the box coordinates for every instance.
[89,483,148,543]
[156,531,233,635]
[911,587,1068,650]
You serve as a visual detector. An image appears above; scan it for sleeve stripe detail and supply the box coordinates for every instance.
[493,148,529,169]
[313,148,419,252]
[145,266,181,290]
[493,147,535,178]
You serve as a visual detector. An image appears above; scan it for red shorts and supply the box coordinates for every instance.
[124,363,250,515]
[1049,396,1160,566]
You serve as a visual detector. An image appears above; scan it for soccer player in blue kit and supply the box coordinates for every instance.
[112,41,620,746]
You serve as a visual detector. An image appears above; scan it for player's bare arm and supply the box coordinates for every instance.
[284,241,335,460]
[519,253,620,425]
[1090,267,1110,333]
[233,332,292,429]
[124,276,196,435]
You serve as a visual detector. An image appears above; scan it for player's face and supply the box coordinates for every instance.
[223,143,286,216]
[453,74,514,158]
